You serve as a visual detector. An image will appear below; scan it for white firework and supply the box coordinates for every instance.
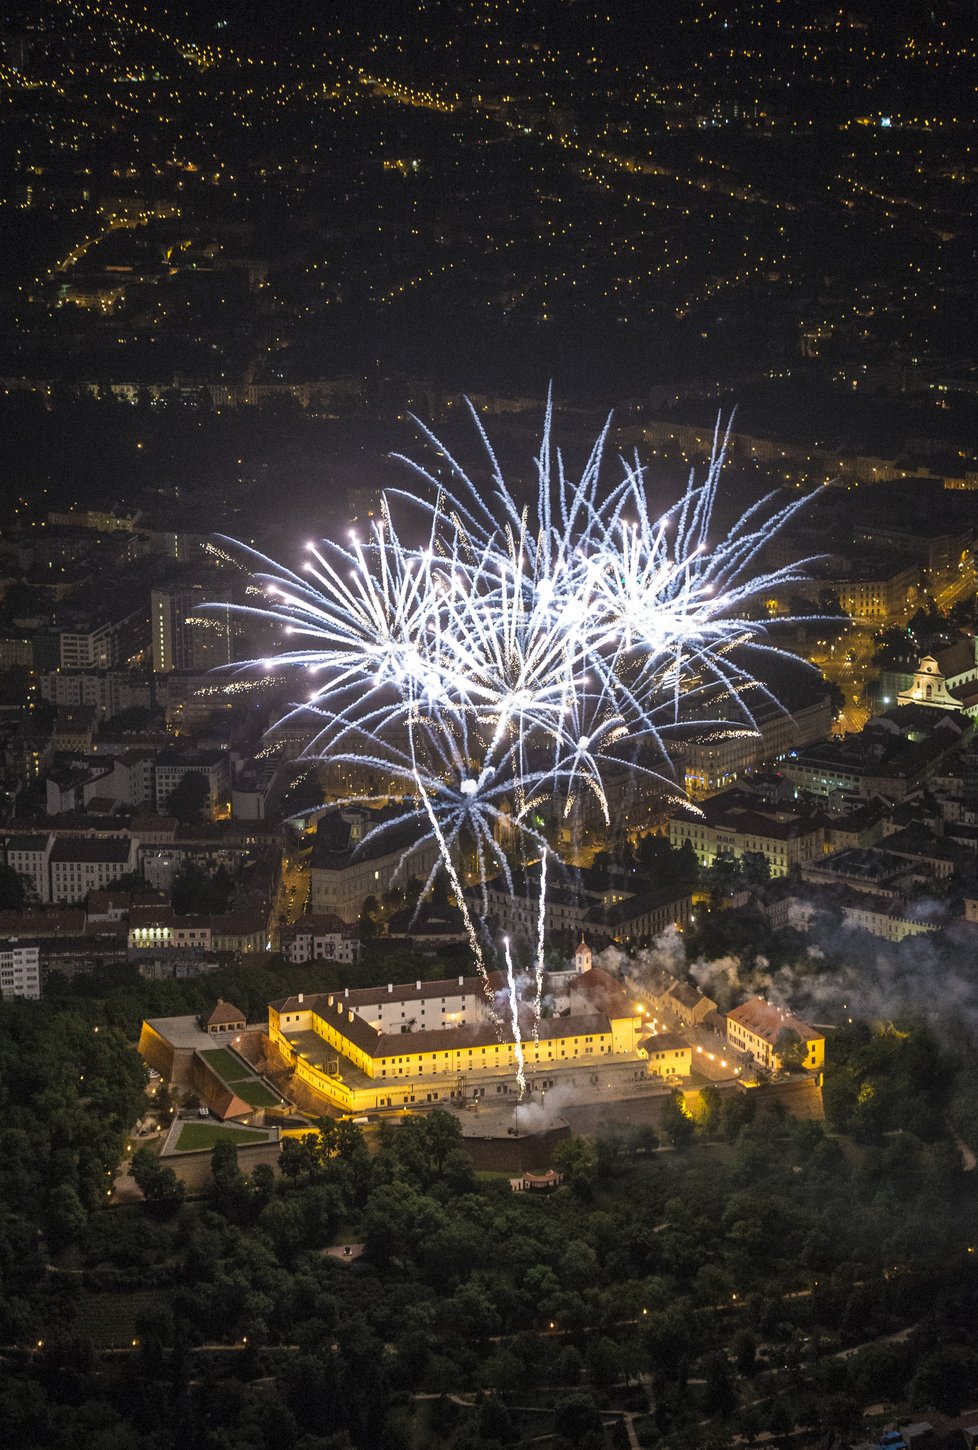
[222,400,818,1097]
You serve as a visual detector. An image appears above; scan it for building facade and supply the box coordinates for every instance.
[280,915,360,965]
[309,807,439,923]
[668,789,825,877]
[897,637,978,716]
[49,836,138,904]
[725,996,824,1073]
[682,695,834,796]
[637,1030,692,1079]
[0,940,41,1000]
[475,870,692,948]
[3,833,54,903]
[153,751,230,818]
[58,609,144,671]
[265,967,645,1114]
[40,670,153,720]
[151,587,233,673]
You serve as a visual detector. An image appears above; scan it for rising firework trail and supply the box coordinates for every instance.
[220,400,818,1096]
[503,936,528,1098]
[534,847,548,1043]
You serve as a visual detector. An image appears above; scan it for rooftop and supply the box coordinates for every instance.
[638,1030,691,1055]
[0,908,86,937]
[671,788,824,840]
[50,836,134,864]
[3,833,52,853]
[270,971,502,1016]
[570,967,636,1019]
[280,914,359,941]
[591,884,693,928]
[155,749,227,768]
[274,968,635,1063]
[726,996,822,1048]
[806,846,919,884]
[930,637,977,680]
[144,1014,219,1050]
[310,805,429,871]
[207,999,247,1027]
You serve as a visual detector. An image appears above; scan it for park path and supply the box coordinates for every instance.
[412,1388,645,1446]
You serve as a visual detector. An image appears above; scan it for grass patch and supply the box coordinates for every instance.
[174,1122,269,1152]
[200,1048,252,1081]
[235,1081,282,1109]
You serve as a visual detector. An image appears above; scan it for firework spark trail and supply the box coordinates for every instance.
[534,847,548,1043]
[503,936,528,1098]
[221,401,820,1101]
[406,723,502,1021]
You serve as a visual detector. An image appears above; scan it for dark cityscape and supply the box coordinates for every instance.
[1,2,978,1447]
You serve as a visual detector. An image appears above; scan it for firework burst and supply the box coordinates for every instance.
[222,401,818,1098]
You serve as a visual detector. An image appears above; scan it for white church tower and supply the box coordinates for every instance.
[575,936,592,974]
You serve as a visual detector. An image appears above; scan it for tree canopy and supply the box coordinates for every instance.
[1,967,977,1448]
[165,771,210,825]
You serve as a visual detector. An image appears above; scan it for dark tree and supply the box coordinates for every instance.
[552,1136,598,1196]
[552,1393,603,1445]
[660,1090,695,1148]
[740,850,771,887]
[166,772,210,824]
[909,1346,978,1415]
[130,1147,185,1215]
[704,852,743,907]
[702,1350,738,1417]
[43,1183,87,1250]
[775,1026,807,1069]
[172,862,234,915]
[477,1394,514,1444]
[699,1082,723,1137]
[279,1137,309,1182]
[732,1329,758,1377]
[0,863,26,912]
[358,894,380,942]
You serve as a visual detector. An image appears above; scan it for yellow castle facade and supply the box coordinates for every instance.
[266,966,646,1114]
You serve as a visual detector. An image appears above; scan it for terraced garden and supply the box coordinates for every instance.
[200,1047,253,1081]
[174,1122,270,1152]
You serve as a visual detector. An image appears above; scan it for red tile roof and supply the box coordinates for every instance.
[207,999,246,1027]
[725,996,822,1046]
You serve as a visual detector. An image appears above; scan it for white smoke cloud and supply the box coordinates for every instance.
[688,953,740,998]
[669,907,978,1031]
[514,1080,578,1134]
[590,906,978,1035]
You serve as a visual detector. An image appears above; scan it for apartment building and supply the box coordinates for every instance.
[49,836,138,904]
[3,833,54,903]
[0,940,41,1000]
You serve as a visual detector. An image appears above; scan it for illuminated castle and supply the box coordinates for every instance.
[266,964,650,1115]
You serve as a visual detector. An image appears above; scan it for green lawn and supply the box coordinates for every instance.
[235,1081,282,1109]
[200,1048,252,1081]
[199,1049,281,1107]
[174,1122,269,1152]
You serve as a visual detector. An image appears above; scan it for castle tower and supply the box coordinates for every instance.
[575,936,592,974]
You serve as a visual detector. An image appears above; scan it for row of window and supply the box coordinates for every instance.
[378,1046,610,1075]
